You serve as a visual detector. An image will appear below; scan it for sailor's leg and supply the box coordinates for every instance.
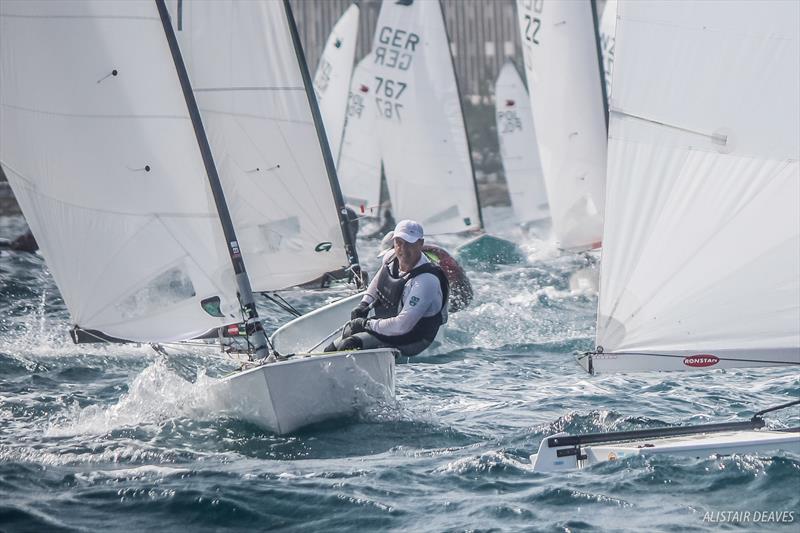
[395,338,434,357]
[325,332,395,352]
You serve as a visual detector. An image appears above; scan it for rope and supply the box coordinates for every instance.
[261,292,301,317]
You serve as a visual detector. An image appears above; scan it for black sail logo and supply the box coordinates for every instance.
[315,242,333,252]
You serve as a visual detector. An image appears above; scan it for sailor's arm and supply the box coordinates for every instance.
[359,252,391,307]
[368,274,441,337]
[359,272,380,306]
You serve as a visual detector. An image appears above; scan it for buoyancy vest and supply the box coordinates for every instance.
[371,252,449,345]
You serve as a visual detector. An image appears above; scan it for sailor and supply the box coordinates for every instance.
[325,219,449,357]
[377,230,473,312]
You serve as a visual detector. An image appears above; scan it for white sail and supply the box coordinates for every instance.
[516,0,606,250]
[598,0,617,106]
[494,61,549,225]
[337,55,383,217]
[313,3,359,164]
[591,0,800,373]
[371,0,481,235]
[168,0,349,291]
[0,0,240,342]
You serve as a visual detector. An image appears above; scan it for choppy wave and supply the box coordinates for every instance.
[1,211,798,532]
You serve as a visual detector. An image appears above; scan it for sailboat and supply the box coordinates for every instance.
[530,0,800,471]
[370,0,523,265]
[0,0,395,435]
[313,2,360,168]
[494,61,549,229]
[337,54,383,218]
[516,0,607,252]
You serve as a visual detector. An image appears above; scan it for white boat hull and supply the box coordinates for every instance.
[531,429,800,472]
[212,348,396,434]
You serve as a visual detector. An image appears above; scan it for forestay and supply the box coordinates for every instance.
[598,0,617,106]
[516,0,606,251]
[592,0,800,373]
[168,0,349,291]
[494,61,549,225]
[0,0,240,342]
[337,55,383,216]
[313,3,359,165]
[371,0,481,236]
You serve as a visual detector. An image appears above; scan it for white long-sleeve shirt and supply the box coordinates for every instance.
[361,252,443,337]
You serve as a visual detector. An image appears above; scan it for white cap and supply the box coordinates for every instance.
[393,219,423,243]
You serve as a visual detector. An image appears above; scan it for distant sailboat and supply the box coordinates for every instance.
[531,0,800,471]
[0,0,395,435]
[494,61,549,228]
[338,54,383,218]
[371,0,480,235]
[516,0,607,251]
[313,3,360,167]
[371,0,522,264]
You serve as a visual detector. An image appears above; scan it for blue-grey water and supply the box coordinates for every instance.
[1,210,798,532]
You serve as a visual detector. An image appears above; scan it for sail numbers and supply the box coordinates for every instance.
[374,26,419,71]
[374,76,406,121]
[521,0,544,46]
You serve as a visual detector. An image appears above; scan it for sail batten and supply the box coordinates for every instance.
[592,0,800,373]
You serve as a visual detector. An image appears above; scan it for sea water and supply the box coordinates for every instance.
[1,210,798,532]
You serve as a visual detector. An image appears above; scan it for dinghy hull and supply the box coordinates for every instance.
[456,233,524,266]
[214,349,396,435]
[531,429,800,472]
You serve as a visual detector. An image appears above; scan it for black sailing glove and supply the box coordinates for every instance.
[350,301,371,320]
[348,318,369,335]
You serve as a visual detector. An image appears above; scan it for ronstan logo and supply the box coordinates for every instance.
[683,354,720,368]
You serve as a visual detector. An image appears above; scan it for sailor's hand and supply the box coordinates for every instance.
[350,301,371,320]
[348,317,369,334]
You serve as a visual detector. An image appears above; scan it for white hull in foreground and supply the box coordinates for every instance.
[531,415,800,472]
[213,349,396,434]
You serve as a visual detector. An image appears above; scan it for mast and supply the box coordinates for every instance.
[438,0,484,231]
[283,0,365,287]
[590,0,610,132]
[155,0,268,359]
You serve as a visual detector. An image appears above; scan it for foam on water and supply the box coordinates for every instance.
[1,210,798,532]
[45,360,223,438]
